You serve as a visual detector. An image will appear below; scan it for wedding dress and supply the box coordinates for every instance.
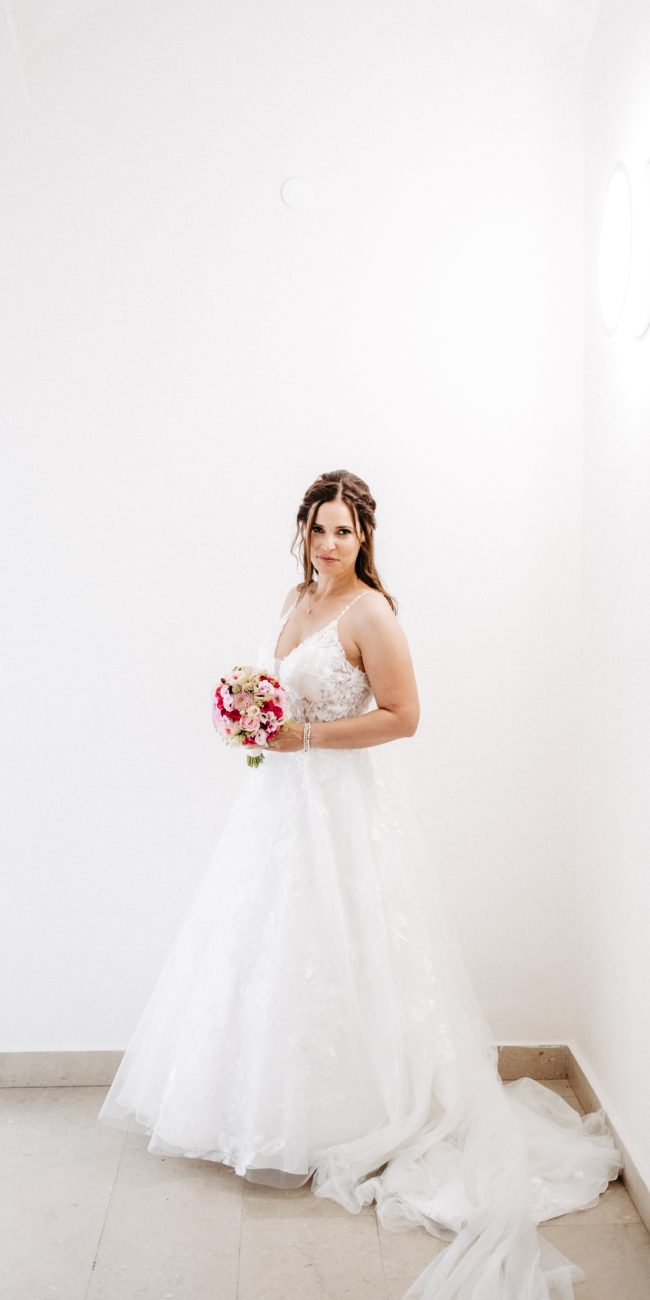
[98,589,623,1299]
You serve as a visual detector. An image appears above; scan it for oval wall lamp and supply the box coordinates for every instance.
[598,160,650,338]
[627,160,650,339]
[598,164,632,333]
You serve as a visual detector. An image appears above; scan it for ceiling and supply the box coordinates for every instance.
[1,0,603,116]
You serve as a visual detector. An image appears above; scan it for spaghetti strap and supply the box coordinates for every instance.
[335,589,374,622]
[278,594,301,626]
[279,587,372,635]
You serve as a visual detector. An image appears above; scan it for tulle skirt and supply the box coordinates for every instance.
[98,743,623,1299]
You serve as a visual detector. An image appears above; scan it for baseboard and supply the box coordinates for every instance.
[497,1041,650,1236]
[2,1042,648,1233]
[565,1043,650,1236]
[0,1050,122,1088]
[496,1042,568,1080]
[0,1043,571,1088]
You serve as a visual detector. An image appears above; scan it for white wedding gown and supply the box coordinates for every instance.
[98,590,623,1299]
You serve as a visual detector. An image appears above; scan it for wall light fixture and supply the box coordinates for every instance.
[598,164,632,333]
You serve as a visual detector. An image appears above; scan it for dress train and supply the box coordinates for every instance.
[98,592,623,1297]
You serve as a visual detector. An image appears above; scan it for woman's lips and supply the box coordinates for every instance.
[318,556,337,562]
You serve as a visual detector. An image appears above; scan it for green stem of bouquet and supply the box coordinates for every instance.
[245,719,291,768]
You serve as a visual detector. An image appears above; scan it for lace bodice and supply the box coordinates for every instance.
[258,590,375,724]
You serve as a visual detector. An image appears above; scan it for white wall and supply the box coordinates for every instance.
[576,0,650,1187]
[1,1,585,1050]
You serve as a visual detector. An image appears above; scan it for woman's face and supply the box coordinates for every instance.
[308,499,364,581]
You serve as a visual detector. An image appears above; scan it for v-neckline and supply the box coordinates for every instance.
[274,616,338,665]
[273,588,371,665]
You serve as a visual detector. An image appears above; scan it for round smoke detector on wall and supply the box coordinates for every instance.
[281,178,315,210]
[599,164,632,333]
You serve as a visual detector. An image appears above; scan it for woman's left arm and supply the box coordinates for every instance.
[269,595,421,751]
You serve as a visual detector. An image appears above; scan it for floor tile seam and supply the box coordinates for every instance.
[234,1175,246,1300]
[373,1202,391,1300]
[82,1123,130,1300]
[622,1219,650,1251]
[541,1217,650,1240]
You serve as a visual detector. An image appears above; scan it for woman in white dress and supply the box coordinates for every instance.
[98,469,623,1299]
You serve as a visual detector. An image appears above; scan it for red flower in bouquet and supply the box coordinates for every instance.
[212,667,290,768]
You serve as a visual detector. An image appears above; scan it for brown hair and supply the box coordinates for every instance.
[290,470,398,614]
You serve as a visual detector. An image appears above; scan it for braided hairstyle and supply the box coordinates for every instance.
[290,470,397,614]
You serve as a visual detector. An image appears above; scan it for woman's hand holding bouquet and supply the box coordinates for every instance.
[212,667,302,766]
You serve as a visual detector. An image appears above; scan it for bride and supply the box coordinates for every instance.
[98,468,623,1299]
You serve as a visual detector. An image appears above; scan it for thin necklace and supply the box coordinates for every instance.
[305,581,360,615]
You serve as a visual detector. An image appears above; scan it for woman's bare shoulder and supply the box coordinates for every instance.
[347,588,405,653]
[356,587,397,620]
[280,584,303,617]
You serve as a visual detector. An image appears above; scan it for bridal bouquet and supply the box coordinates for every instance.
[212,667,289,768]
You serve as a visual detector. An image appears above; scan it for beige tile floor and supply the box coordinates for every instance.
[2,1079,649,1300]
